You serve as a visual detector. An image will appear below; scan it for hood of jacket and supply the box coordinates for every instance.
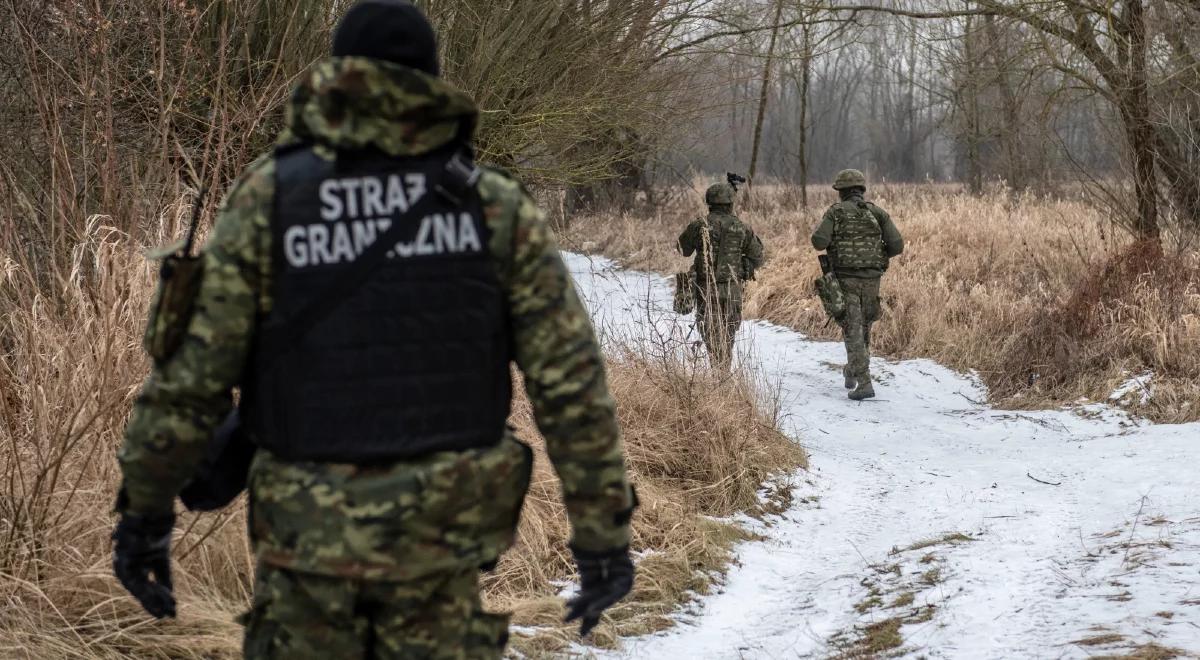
[278,56,477,157]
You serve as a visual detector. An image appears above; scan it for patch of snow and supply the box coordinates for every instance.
[564,254,1200,659]
[1110,371,1155,406]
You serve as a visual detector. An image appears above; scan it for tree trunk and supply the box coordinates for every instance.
[1152,128,1200,231]
[798,21,812,207]
[984,14,1025,191]
[963,13,983,194]
[905,21,918,181]
[748,0,786,188]
[1124,0,1160,242]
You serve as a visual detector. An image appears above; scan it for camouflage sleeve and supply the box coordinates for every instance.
[118,157,274,516]
[479,170,634,553]
[678,219,702,256]
[811,209,835,250]
[744,228,764,268]
[874,205,905,257]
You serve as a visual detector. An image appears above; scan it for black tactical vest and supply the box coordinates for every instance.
[243,145,511,463]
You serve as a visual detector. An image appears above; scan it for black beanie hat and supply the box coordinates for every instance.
[332,0,440,76]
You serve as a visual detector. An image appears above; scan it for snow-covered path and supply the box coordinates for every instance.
[567,254,1200,659]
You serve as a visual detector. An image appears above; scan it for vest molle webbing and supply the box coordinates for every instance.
[831,202,886,271]
[243,146,511,463]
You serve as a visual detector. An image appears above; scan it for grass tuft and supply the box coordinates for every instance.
[1093,643,1185,660]
[919,568,942,586]
[902,532,974,553]
[832,617,904,658]
[1075,633,1127,646]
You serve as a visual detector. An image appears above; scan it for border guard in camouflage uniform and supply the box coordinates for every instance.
[112,2,636,657]
[677,181,764,370]
[811,169,904,400]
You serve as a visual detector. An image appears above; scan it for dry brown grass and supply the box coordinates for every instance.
[0,207,804,658]
[561,182,1200,422]
[830,616,904,659]
[1094,643,1187,660]
[1075,632,1127,646]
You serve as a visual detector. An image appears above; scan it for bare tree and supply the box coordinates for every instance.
[808,0,1200,243]
[748,0,788,188]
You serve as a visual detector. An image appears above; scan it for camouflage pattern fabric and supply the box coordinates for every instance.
[838,276,881,382]
[828,202,886,271]
[832,168,867,191]
[704,182,735,206]
[250,433,533,581]
[277,57,477,155]
[814,271,846,321]
[678,209,762,369]
[811,191,904,279]
[142,248,203,365]
[119,56,634,651]
[242,563,507,659]
[694,281,742,370]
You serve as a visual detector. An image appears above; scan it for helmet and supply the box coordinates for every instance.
[832,169,867,191]
[705,183,735,206]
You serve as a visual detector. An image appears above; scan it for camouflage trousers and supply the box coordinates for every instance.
[242,563,508,660]
[837,276,881,381]
[695,281,743,370]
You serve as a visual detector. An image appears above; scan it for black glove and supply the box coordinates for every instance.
[564,546,634,637]
[112,510,176,619]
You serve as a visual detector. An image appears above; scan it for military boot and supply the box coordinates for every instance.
[848,379,875,401]
[843,365,856,389]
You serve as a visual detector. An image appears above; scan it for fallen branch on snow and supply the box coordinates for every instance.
[1026,472,1062,486]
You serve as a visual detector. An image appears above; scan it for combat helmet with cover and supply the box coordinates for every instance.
[832,169,867,191]
[705,182,736,206]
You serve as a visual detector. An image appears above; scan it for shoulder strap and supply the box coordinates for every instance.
[181,187,207,258]
[865,202,887,224]
[260,147,481,370]
[857,201,881,232]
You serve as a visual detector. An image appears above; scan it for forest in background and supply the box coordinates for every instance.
[3,0,1199,262]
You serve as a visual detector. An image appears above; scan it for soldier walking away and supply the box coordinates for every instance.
[811,169,904,400]
[677,180,764,370]
[112,2,637,657]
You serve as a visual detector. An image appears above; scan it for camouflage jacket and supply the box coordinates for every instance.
[677,210,764,286]
[119,57,634,580]
[811,192,904,279]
